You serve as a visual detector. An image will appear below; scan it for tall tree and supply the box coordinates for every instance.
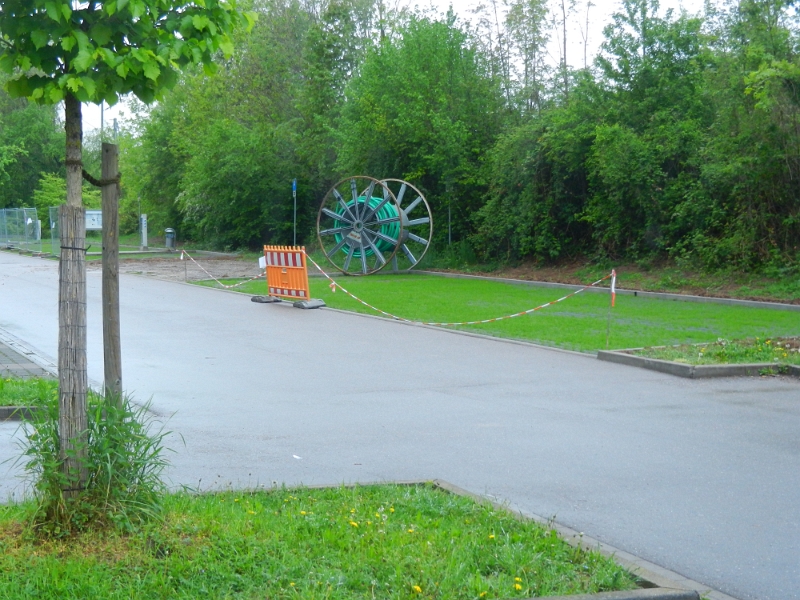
[505,0,549,113]
[0,0,253,497]
[338,14,505,245]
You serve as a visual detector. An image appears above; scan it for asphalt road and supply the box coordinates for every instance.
[1,251,798,600]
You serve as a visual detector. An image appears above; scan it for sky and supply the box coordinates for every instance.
[81,0,688,132]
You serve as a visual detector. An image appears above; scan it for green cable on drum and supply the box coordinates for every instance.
[333,196,400,257]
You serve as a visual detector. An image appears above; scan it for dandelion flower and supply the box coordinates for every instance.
[514,583,522,590]
[514,577,522,582]
[390,507,395,513]
[489,534,495,539]
[480,593,487,598]
[412,585,422,593]
[408,529,414,533]
[350,521,359,527]
[300,511,307,515]
[247,510,255,515]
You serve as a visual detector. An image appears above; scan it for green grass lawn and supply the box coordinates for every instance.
[0,377,56,407]
[198,275,800,352]
[0,483,636,599]
[632,336,800,366]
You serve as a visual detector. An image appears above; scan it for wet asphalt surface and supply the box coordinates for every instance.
[1,251,798,600]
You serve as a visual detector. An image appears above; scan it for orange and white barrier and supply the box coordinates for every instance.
[264,245,311,300]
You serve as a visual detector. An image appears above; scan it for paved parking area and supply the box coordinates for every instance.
[0,250,798,600]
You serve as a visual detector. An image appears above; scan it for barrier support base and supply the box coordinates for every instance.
[251,296,283,303]
[293,299,326,310]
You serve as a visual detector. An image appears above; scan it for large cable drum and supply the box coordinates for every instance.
[316,176,433,275]
[316,176,401,275]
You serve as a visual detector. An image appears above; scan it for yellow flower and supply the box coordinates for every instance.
[247,510,255,515]
[367,521,372,525]
[412,585,422,593]
[489,534,495,539]
[514,577,521,582]
[351,508,356,513]
[514,583,522,590]
[349,521,359,527]
[290,582,295,586]
[480,593,487,598]
[375,513,380,517]
[390,507,395,513]
[300,511,307,515]
[234,498,239,502]
[408,529,414,533]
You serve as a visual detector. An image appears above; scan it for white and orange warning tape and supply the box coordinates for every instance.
[180,249,266,289]
[182,247,615,324]
[303,251,614,327]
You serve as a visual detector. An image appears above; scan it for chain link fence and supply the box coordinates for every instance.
[0,208,42,253]
[48,206,60,258]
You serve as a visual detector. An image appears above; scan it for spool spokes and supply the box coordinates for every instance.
[317,176,401,276]
[380,179,433,271]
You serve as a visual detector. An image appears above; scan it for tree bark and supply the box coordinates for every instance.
[101,143,122,403]
[59,94,88,497]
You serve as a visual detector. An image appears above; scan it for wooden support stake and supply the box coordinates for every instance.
[59,94,88,498]
[101,143,122,402]
[58,204,88,493]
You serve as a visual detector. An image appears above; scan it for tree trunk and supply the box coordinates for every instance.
[101,143,122,403]
[59,94,88,497]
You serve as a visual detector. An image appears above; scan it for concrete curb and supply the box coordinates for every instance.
[534,590,698,600]
[0,406,42,421]
[597,350,800,379]
[429,480,735,600]
[415,270,800,312]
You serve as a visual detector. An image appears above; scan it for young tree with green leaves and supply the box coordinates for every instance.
[0,0,253,500]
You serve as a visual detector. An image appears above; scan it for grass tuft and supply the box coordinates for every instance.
[15,391,170,538]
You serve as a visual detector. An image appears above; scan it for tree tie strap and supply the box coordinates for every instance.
[82,169,121,188]
[60,244,92,253]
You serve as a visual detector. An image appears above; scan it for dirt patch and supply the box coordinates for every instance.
[86,256,263,283]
